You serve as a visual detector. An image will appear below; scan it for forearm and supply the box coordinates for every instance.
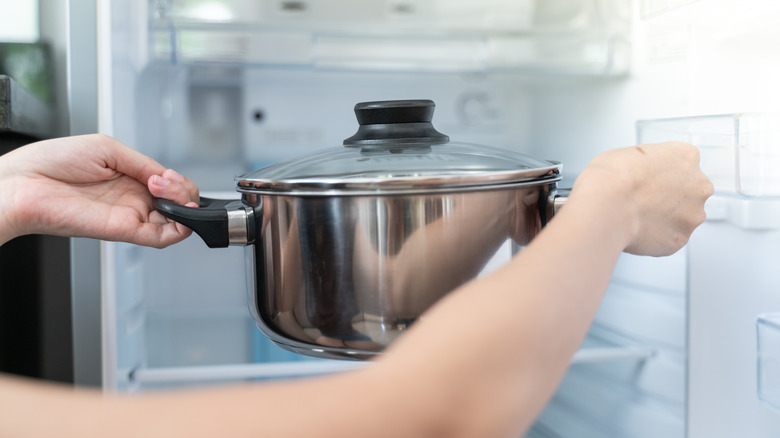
[374,181,633,437]
[0,187,630,438]
[0,188,623,438]
[0,370,399,438]
[0,375,105,437]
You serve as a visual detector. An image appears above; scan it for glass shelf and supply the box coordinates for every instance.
[149,0,632,74]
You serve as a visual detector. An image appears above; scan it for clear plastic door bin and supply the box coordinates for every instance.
[757,312,780,411]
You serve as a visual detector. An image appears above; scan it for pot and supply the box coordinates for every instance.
[156,100,564,361]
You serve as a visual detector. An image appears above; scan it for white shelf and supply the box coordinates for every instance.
[571,347,654,364]
[127,346,649,387]
[150,0,632,75]
[131,360,364,385]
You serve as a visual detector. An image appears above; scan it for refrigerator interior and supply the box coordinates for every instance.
[93,0,780,436]
[103,0,635,392]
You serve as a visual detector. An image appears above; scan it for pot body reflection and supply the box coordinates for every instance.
[244,182,556,360]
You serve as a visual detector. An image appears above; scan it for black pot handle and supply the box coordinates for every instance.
[154,197,256,248]
[553,188,570,215]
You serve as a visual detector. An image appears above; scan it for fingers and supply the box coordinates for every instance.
[94,135,199,204]
[133,219,195,249]
[574,141,713,258]
[95,134,168,184]
[161,168,200,204]
[145,169,200,248]
[148,169,198,205]
[621,141,713,256]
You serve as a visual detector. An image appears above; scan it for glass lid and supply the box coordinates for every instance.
[237,100,561,195]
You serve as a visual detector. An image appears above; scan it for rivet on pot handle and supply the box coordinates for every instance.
[154,197,256,248]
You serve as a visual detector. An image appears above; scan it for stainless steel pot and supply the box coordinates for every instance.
[156,100,564,360]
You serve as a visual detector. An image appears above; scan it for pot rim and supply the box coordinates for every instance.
[236,167,562,196]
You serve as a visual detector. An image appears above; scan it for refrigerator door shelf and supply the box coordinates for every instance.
[757,312,780,412]
[704,195,780,231]
[637,113,780,198]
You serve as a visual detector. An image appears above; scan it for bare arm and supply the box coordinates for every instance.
[0,142,712,438]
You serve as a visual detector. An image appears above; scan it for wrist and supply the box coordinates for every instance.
[562,167,639,252]
[0,159,22,245]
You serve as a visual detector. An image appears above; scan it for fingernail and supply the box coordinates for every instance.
[151,175,171,187]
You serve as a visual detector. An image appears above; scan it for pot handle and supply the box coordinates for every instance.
[154,197,256,248]
[552,188,570,215]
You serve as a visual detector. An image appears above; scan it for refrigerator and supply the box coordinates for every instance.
[58,0,780,436]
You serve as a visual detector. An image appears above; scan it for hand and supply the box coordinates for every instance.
[568,141,713,256]
[0,134,199,248]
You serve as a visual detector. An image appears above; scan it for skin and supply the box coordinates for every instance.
[0,134,199,247]
[0,137,712,438]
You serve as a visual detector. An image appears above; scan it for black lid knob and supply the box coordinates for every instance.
[343,99,450,146]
